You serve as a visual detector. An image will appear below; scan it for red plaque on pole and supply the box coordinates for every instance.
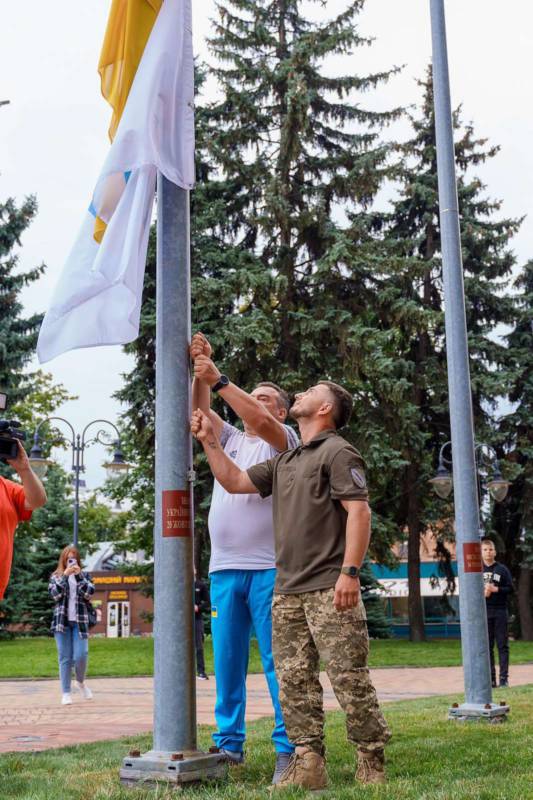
[463,542,482,573]
[162,490,191,537]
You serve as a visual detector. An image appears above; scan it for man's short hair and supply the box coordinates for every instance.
[318,381,353,429]
[256,381,291,412]
[482,538,496,547]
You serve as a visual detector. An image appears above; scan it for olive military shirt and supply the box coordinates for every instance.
[247,429,369,594]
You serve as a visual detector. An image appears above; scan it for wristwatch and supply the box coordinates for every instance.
[212,374,229,393]
[341,566,360,578]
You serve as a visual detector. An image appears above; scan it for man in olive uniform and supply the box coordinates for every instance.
[191,381,391,789]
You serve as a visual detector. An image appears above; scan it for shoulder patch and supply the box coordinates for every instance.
[350,467,366,489]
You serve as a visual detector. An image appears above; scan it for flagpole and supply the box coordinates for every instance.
[120,176,227,785]
[153,175,196,752]
[429,0,508,721]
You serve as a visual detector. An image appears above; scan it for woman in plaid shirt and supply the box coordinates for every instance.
[49,545,95,705]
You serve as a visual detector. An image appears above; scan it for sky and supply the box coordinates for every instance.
[1,0,532,488]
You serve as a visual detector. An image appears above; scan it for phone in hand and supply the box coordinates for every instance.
[67,558,77,567]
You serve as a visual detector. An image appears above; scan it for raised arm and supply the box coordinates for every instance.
[7,440,47,510]
[190,333,224,440]
[191,409,258,494]
[193,353,289,451]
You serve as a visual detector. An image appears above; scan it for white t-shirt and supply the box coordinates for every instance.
[68,575,77,622]
[208,422,299,573]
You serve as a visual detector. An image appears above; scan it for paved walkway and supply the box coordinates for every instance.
[1,666,531,753]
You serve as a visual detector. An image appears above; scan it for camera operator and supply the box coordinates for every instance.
[0,440,47,600]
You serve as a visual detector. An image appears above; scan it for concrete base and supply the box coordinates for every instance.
[120,748,228,788]
[448,702,510,722]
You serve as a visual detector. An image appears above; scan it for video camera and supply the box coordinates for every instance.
[0,392,26,461]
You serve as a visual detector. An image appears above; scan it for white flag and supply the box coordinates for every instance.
[37,0,194,363]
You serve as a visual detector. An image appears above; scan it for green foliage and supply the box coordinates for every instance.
[377,68,522,638]
[9,370,77,436]
[0,194,47,479]
[497,261,533,562]
[494,260,533,637]
[78,493,129,546]
[112,18,529,643]
[114,0,402,567]
[360,560,391,638]
[0,195,44,408]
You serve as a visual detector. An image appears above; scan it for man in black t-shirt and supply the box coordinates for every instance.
[194,571,210,680]
[482,539,513,688]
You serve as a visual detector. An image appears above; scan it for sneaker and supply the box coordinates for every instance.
[61,693,72,705]
[356,749,386,785]
[499,679,509,688]
[491,679,498,688]
[76,682,93,700]
[272,751,293,785]
[273,746,328,791]
[197,673,209,681]
[219,748,245,766]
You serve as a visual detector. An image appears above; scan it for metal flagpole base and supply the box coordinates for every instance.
[448,701,510,723]
[120,748,228,789]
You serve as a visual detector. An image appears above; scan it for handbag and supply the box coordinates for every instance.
[86,600,97,629]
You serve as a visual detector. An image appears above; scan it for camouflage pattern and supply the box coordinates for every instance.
[272,588,391,757]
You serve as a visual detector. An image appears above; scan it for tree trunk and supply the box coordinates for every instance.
[518,567,533,640]
[406,465,426,641]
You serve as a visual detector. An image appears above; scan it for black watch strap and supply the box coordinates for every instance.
[340,566,360,578]
[212,375,229,393]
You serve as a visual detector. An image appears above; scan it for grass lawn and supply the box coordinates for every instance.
[0,685,531,799]
[1,636,532,680]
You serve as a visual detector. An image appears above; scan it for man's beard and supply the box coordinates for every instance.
[289,403,309,421]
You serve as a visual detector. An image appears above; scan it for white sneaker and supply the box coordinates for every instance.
[61,693,72,705]
[76,681,93,700]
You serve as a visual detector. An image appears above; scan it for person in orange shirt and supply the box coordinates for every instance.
[0,440,47,600]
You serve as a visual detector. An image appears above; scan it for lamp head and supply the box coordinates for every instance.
[487,464,511,503]
[429,462,453,500]
[103,443,131,481]
[28,439,53,479]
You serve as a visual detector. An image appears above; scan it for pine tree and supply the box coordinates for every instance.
[0,194,45,438]
[113,4,404,635]
[382,68,521,639]
[200,0,404,588]
[496,261,533,639]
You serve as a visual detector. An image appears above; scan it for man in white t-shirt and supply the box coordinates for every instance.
[191,333,298,783]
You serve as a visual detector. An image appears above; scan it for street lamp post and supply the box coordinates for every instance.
[29,417,130,547]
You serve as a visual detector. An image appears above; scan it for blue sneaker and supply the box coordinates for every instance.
[272,751,293,784]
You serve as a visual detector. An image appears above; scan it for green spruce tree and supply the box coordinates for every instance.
[496,261,533,639]
[113,3,405,635]
[382,68,521,639]
[0,194,45,433]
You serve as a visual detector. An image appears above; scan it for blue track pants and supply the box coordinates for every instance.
[209,569,293,754]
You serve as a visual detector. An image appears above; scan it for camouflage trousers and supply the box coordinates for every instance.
[272,588,391,757]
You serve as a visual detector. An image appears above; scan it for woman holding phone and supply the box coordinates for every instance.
[49,545,95,705]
